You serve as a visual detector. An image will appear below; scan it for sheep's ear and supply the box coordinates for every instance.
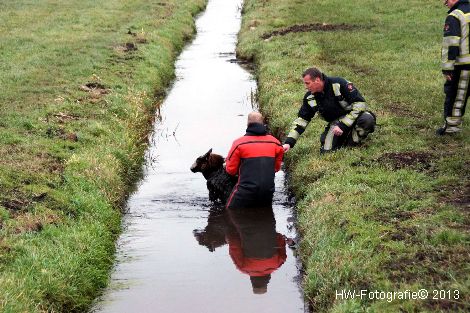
[203,148,212,159]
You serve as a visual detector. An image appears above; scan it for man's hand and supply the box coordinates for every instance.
[332,125,343,136]
[282,144,291,152]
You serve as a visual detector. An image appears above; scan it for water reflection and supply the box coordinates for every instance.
[193,209,229,253]
[194,206,290,295]
[92,0,305,310]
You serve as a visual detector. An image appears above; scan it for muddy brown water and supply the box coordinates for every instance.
[92,0,305,312]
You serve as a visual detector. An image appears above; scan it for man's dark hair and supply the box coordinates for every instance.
[302,67,323,80]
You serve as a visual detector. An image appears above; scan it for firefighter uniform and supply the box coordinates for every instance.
[285,75,376,153]
[225,123,284,209]
[440,0,470,134]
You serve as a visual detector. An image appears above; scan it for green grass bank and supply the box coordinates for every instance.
[237,0,469,312]
[0,0,206,311]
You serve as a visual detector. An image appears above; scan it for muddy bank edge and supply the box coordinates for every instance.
[237,0,469,312]
[0,0,207,312]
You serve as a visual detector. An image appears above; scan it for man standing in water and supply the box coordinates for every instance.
[283,67,376,153]
[225,112,284,209]
[438,0,469,135]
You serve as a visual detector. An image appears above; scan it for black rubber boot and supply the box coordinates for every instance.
[436,125,461,136]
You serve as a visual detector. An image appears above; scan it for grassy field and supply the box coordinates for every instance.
[0,0,206,311]
[237,0,469,312]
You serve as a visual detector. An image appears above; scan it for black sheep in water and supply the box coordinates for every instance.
[190,148,237,205]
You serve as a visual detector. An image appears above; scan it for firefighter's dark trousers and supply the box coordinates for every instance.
[320,111,376,153]
[443,69,469,129]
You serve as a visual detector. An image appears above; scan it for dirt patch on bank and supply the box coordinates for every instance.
[114,42,138,53]
[261,23,363,40]
[386,102,422,119]
[378,152,469,209]
[79,81,110,103]
[385,246,468,311]
[386,225,419,243]
[52,112,80,123]
[80,82,109,95]
[1,189,49,214]
[434,159,470,210]
[438,182,470,210]
[377,151,434,171]
[11,212,60,234]
[127,29,148,44]
[386,246,467,283]
[46,126,78,142]
[1,197,31,212]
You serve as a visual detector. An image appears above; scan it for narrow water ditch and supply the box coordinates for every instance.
[92,0,305,312]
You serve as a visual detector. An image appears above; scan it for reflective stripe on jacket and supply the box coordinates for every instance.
[442,0,470,71]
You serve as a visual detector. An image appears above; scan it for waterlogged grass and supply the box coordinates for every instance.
[0,0,206,311]
[237,0,469,312]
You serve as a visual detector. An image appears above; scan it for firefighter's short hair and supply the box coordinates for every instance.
[302,67,323,80]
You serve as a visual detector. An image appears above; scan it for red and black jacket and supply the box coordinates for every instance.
[225,123,284,209]
[227,233,287,277]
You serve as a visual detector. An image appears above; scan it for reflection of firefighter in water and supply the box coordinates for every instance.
[226,207,287,294]
[192,207,290,294]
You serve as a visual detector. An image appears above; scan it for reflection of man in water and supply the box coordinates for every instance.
[226,207,287,294]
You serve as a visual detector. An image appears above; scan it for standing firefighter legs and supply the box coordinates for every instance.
[438,69,469,135]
